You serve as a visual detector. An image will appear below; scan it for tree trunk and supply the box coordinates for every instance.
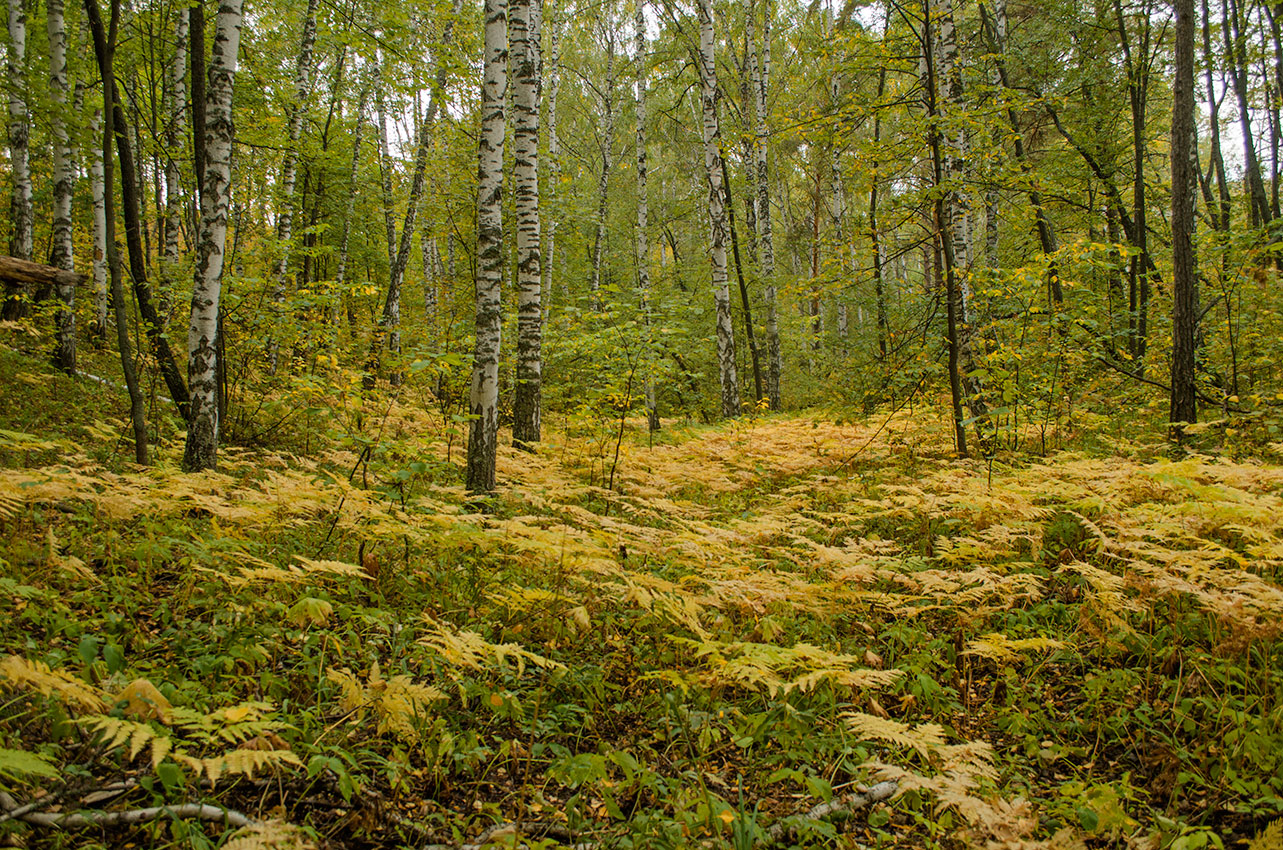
[47,0,76,374]
[980,0,1062,304]
[749,0,781,409]
[512,0,543,447]
[374,71,398,270]
[268,0,319,374]
[635,0,659,431]
[334,77,369,348]
[3,0,32,320]
[542,8,561,318]
[1170,0,1197,428]
[870,60,889,360]
[90,107,110,344]
[723,155,763,403]
[466,0,508,493]
[190,0,205,201]
[161,7,189,319]
[926,0,986,454]
[369,0,462,386]
[1225,0,1272,226]
[183,0,243,472]
[589,15,616,311]
[84,0,148,463]
[697,0,740,419]
[84,0,191,416]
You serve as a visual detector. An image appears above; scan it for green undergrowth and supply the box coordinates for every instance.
[0,348,1280,850]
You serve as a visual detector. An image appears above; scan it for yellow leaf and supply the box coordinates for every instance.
[223,704,252,723]
[117,679,172,724]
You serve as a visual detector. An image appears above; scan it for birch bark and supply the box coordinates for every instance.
[697,0,740,419]
[183,0,244,472]
[268,0,319,373]
[749,0,780,409]
[466,0,507,492]
[161,7,188,318]
[48,0,76,373]
[635,0,659,431]
[90,107,109,343]
[3,0,32,320]
[589,14,616,311]
[512,0,543,446]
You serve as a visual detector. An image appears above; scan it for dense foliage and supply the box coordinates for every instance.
[2,0,1283,845]
[0,347,1281,848]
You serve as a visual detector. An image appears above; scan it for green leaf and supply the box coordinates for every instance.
[0,747,59,781]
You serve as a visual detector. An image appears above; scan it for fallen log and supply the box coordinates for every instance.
[0,255,86,291]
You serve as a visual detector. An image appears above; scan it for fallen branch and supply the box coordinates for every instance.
[765,780,899,845]
[7,802,254,829]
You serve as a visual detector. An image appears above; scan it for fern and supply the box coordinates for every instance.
[419,618,566,674]
[224,821,317,850]
[0,655,104,711]
[326,662,444,742]
[0,746,59,782]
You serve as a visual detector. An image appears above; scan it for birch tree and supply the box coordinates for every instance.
[466,0,507,492]
[370,0,462,386]
[749,0,780,409]
[90,107,109,343]
[47,0,75,373]
[184,0,244,472]
[635,0,659,431]
[159,7,188,319]
[697,0,739,419]
[588,9,617,311]
[268,0,319,373]
[511,0,543,447]
[84,0,147,463]
[3,0,32,320]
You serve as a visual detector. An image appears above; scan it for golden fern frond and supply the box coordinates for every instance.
[1248,819,1283,850]
[176,748,301,786]
[84,716,173,768]
[224,821,317,850]
[842,711,946,756]
[0,655,104,711]
[292,555,371,580]
[326,668,366,713]
[420,618,565,674]
[965,633,1067,663]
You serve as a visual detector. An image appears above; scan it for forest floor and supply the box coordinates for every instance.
[0,342,1281,849]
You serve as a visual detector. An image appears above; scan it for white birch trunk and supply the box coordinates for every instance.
[749,0,780,409]
[47,0,75,372]
[930,0,974,319]
[183,0,243,472]
[635,0,658,431]
[334,78,369,345]
[589,13,616,310]
[466,0,507,492]
[90,107,109,342]
[4,0,32,321]
[697,0,740,419]
[421,226,438,330]
[161,7,188,319]
[512,0,543,447]
[268,0,319,373]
